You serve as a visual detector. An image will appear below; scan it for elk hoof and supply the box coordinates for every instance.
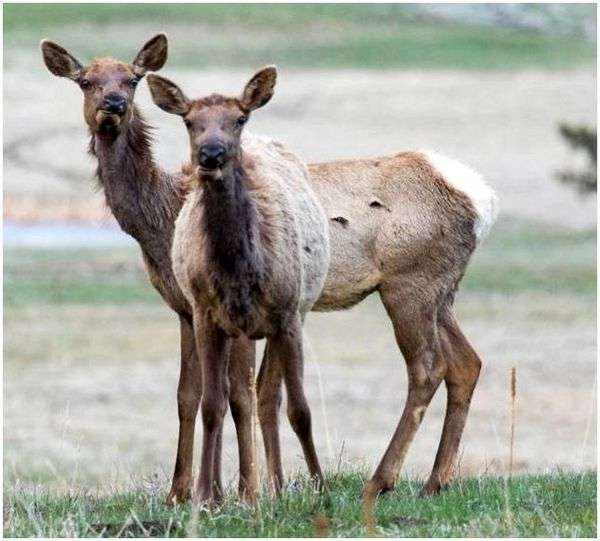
[193,492,223,509]
[362,477,394,499]
[239,488,258,506]
[166,484,192,506]
[420,480,444,497]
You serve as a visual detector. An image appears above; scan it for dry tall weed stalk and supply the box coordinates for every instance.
[304,332,334,462]
[509,367,517,478]
[579,380,596,469]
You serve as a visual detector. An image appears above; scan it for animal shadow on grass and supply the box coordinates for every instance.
[89,519,174,537]
[390,515,428,528]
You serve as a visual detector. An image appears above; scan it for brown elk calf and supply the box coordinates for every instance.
[312,152,497,497]
[40,35,258,504]
[146,68,330,502]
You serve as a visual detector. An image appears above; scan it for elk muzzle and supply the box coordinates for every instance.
[95,93,128,131]
[199,143,226,170]
[102,92,127,115]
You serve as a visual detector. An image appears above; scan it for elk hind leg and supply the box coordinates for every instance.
[365,288,446,497]
[422,310,481,495]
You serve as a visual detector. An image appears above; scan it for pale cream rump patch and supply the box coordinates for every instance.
[422,150,499,243]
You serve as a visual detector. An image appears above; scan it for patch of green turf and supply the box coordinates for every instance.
[3,247,158,306]
[3,219,595,308]
[4,4,407,30]
[463,218,596,295]
[3,471,596,537]
[4,4,595,70]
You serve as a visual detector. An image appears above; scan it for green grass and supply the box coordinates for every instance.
[4,471,596,537]
[4,4,595,70]
[3,247,155,307]
[3,219,596,308]
[463,218,596,295]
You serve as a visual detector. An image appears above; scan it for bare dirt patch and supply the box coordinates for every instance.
[4,61,596,229]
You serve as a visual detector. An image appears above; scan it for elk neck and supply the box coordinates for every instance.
[89,106,183,257]
[200,154,266,329]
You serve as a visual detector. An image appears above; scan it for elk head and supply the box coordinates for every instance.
[147,66,277,178]
[41,34,168,137]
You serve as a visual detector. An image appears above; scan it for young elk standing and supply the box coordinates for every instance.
[272,153,497,498]
[40,35,258,504]
[147,68,330,502]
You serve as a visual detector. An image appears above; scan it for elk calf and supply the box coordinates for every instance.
[147,67,330,501]
[40,35,257,506]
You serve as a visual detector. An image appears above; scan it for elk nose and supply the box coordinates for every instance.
[102,93,127,115]
[199,144,226,169]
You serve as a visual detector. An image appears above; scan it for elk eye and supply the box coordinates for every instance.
[236,115,248,128]
[184,119,192,129]
[129,78,139,88]
[80,79,90,90]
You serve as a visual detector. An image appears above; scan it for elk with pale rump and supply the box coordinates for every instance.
[255,148,498,497]
[307,151,497,497]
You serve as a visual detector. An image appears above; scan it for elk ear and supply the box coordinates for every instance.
[40,40,83,81]
[240,65,277,111]
[147,74,190,116]
[132,33,168,74]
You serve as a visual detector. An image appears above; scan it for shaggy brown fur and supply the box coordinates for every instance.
[148,68,330,502]
[41,35,258,505]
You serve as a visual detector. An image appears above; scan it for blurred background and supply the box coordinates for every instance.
[4,3,596,492]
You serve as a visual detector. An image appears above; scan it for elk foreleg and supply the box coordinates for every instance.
[194,310,231,504]
[167,315,202,506]
[257,341,285,495]
[228,337,259,501]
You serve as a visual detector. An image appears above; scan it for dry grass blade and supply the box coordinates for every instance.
[509,367,517,478]
[313,512,330,537]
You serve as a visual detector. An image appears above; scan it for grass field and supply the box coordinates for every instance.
[4,218,596,308]
[4,4,595,70]
[3,471,596,537]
